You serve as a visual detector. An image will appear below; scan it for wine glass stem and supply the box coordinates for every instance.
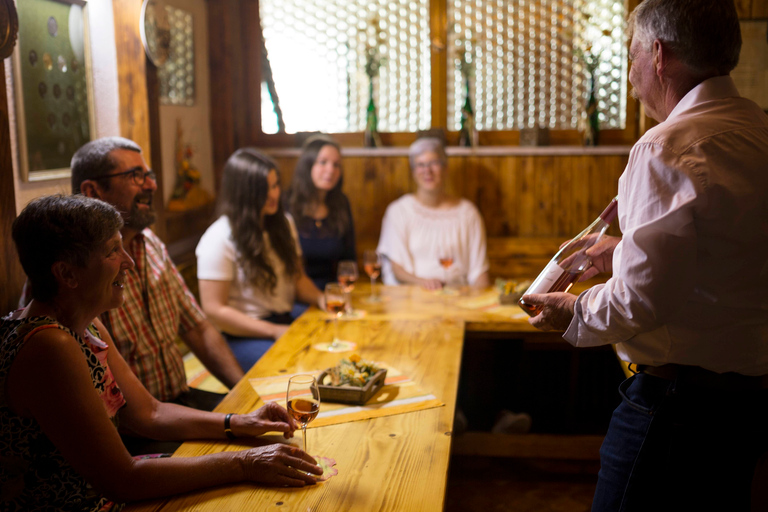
[345,291,351,313]
[371,276,376,299]
[333,316,340,343]
[302,424,307,453]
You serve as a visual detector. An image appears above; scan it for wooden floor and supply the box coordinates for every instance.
[445,455,599,512]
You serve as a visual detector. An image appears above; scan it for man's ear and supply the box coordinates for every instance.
[80,180,101,199]
[652,39,665,77]
[51,261,79,290]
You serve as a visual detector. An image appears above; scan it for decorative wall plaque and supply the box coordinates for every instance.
[13,0,94,181]
[140,0,170,67]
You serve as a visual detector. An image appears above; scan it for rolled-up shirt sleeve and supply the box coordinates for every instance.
[564,142,700,347]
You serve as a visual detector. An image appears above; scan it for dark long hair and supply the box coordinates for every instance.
[285,136,351,236]
[217,148,299,292]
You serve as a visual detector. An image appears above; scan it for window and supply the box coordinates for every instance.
[259,0,629,138]
[447,0,628,130]
[260,0,431,134]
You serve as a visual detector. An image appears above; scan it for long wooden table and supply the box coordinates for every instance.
[126,282,603,511]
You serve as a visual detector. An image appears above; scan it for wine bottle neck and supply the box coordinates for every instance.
[599,198,619,224]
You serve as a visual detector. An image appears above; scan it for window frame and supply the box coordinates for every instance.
[252,0,641,147]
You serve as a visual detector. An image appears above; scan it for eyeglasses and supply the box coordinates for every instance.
[414,160,443,171]
[91,168,156,186]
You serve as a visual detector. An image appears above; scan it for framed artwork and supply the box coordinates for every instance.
[12,0,94,182]
[732,20,768,111]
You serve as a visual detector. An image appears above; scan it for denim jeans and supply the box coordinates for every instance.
[592,373,768,512]
[223,312,294,372]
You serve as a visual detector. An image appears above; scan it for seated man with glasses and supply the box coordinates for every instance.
[70,137,245,444]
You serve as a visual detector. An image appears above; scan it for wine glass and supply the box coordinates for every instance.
[363,250,382,303]
[438,253,454,291]
[286,374,320,454]
[337,260,358,317]
[322,283,356,352]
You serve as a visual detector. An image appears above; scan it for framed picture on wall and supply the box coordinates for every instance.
[12,0,95,182]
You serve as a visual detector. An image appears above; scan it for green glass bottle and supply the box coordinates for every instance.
[584,71,599,146]
[364,80,382,147]
[458,76,475,147]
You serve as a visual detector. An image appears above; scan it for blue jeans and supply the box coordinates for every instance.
[223,312,294,371]
[592,373,768,512]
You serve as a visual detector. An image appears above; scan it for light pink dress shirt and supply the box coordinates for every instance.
[564,76,768,376]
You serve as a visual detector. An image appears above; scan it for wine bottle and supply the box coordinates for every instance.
[518,197,618,317]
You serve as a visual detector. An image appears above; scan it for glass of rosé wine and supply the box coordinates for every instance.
[363,250,382,303]
[321,283,356,352]
[286,374,320,454]
[438,253,454,290]
[337,260,359,317]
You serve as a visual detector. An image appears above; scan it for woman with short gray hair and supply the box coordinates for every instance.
[377,137,490,290]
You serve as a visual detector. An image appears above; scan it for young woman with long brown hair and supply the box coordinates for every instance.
[196,149,323,370]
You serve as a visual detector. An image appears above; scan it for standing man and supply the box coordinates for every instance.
[72,137,245,412]
[523,0,768,509]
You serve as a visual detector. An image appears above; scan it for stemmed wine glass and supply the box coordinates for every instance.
[286,374,320,455]
[438,253,454,292]
[321,283,356,352]
[337,260,358,317]
[363,250,382,303]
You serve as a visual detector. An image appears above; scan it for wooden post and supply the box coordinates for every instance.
[0,0,25,314]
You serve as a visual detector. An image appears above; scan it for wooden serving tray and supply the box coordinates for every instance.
[317,368,387,405]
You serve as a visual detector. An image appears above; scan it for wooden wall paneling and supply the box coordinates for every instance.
[554,155,574,236]
[0,60,25,315]
[472,155,511,237]
[751,0,768,17]
[571,154,593,235]
[517,156,537,237]
[735,0,753,17]
[534,156,558,237]
[497,155,520,237]
[112,0,152,164]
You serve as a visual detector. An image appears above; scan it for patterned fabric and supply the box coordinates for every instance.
[0,313,126,512]
[102,229,205,401]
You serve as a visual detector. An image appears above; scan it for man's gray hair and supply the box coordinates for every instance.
[408,137,447,170]
[629,0,741,76]
[70,136,142,194]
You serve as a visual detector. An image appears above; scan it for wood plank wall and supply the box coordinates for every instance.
[267,150,628,279]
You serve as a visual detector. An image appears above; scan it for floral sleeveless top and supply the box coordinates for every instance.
[0,312,127,512]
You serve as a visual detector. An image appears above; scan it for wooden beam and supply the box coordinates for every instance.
[207,0,242,188]
[0,59,25,315]
[112,0,152,163]
[430,0,448,129]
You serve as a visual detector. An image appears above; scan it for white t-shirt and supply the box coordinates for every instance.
[196,215,302,319]
[376,194,489,286]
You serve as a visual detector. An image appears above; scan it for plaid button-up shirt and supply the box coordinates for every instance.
[101,229,205,401]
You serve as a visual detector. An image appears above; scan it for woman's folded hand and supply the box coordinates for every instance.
[232,402,298,438]
[239,443,323,487]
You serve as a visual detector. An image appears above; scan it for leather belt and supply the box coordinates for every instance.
[634,363,768,391]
